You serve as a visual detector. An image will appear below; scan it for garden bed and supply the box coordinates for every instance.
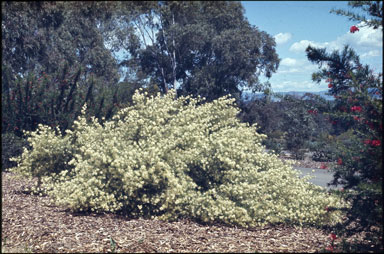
[1,171,339,253]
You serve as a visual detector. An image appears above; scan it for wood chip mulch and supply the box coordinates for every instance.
[2,171,337,253]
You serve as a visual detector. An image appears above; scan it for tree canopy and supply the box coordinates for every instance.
[1,2,134,85]
[2,1,280,103]
[123,1,280,101]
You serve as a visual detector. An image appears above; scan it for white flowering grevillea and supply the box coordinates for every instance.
[10,89,345,227]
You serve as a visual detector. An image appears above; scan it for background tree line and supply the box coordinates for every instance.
[239,92,334,160]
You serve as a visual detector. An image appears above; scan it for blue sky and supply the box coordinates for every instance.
[241,1,383,92]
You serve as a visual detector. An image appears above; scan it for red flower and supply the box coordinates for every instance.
[337,158,342,165]
[350,25,359,33]
[371,140,381,146]
[353,116,360,121]
[326,245,334,252]
[320,163,328,169]
[328,83,333,88]
[330,233,337,240]
[307,109,318,115]
[351,106,362,112]
[364,139,371,145]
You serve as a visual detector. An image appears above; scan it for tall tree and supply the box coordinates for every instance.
[1,1,149,133]
[1,1,139,86]
[122,1,280,101]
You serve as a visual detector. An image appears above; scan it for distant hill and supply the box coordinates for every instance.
[275,91,335,100]
[242,90,334,101]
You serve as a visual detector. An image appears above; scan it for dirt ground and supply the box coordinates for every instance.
[2,171,339,253]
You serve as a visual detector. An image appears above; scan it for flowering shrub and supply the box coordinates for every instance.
[306,43,382,251]
[9,124,77,189]
[10,89,345,228]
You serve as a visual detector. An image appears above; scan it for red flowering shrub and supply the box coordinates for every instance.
[306,45,382,252]
[351,106,362,112]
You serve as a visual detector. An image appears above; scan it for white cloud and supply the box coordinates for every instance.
[361,50,381,58]
[274,32,292,45]
[280,57,298,67]
[289,22,382,55]
[277,58,318,74]
[354,22,383,48]
[278,68,301,74]
[289,40,332,53]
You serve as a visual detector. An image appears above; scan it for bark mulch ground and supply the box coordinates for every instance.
[2,171,338,253]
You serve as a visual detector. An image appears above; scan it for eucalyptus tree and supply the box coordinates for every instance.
[1,1,145,134]
[122,1,280,101]
[1,1,131,85]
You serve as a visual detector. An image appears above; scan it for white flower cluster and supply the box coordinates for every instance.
[10,89,346,227]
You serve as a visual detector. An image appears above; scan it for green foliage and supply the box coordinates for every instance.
[238,93,285,154]
[307,44,383,250]
[239,92,332,159]
[10,90,345,228]
[279,94,318,160]
[330,1,383,29]
[2,62,123,137]
[1,132,29,171]
[309,133,338,162]
[126,1,279,101]
[1,1,125,86]
[1,2,143,141]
